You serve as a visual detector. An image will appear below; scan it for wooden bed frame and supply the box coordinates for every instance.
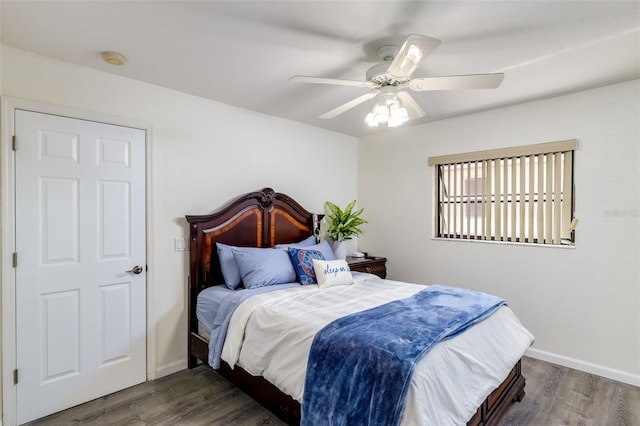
[186,187,525,425]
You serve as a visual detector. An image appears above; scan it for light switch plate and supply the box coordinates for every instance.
[174,237,188,252]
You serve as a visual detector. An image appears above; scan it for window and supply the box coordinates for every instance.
[428,140,577,246]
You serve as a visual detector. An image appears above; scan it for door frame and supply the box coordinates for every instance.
[1,97,156,426]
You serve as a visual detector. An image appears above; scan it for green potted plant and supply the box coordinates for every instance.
[323,200,368,259]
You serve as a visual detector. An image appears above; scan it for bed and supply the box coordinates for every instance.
[186,187,532,425]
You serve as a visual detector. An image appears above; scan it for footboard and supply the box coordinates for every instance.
[468,360,525,426]
[214,359,524,426]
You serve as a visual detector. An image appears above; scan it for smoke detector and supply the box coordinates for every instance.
[101,51,126,66]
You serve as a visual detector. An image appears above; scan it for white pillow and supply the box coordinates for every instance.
[312,259,353,288]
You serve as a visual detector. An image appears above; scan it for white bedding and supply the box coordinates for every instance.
[221,274,534,425]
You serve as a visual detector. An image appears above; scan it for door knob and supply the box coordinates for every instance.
[126,265,144,275]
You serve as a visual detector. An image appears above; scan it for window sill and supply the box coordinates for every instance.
[431,237,576,249]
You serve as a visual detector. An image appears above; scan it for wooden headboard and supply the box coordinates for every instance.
[185,188,319,366]
[186,187,318,292]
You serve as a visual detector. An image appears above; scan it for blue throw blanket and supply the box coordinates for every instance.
[301,284,505,426]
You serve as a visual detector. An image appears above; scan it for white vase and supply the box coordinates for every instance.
[331,240,348,259]
[331,238,357,259]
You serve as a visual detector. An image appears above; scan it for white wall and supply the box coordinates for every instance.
[358,80,640,384]
[0,46,358,376]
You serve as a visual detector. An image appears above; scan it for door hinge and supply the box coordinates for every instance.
[13,368,18,385]
[12,252,17,268]
[12,135,16,151]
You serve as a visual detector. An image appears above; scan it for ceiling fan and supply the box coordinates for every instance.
[290,34,504,127]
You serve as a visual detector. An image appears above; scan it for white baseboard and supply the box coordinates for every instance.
[526,348,640,387]
[155,358,187,379]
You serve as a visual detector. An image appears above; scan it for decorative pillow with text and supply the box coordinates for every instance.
[312,259,353,288]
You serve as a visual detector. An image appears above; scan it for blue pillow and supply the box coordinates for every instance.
[288,248,325,285]
[274,235,317,250]
[304,240,336,261]
[231,247,296,289]
[216,243,242,289]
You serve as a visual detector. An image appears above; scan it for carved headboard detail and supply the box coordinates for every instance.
[185,187,318,297]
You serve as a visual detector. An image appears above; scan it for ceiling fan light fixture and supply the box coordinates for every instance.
[366,93,409,128]
[388,117,401,128]
[365,112,379,127]
[372,102,390,123]
[388,106,409,128]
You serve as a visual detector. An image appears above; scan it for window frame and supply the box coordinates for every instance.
[429,140,577,246]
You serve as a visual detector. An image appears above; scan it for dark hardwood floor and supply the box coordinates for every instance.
[498,357,640,426]
[27,357,639,426]
[27,366,283,426]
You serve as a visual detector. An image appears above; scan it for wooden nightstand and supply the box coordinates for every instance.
[346,256,387,279]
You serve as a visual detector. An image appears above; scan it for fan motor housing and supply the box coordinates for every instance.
[367,45,408,86]
[366,62,409,86]
[366,62,391,84]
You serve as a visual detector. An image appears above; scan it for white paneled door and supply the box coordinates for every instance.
[15,110,146,424]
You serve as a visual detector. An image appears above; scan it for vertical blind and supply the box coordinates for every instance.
[428,140,577,246]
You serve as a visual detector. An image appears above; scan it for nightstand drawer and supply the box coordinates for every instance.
[346,256,387,279]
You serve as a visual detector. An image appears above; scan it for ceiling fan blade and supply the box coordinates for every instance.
[386,34,442,80]
[409,73,505,91]
[397,91,426,119]
[290,75,375,88]
[319,93,377,119]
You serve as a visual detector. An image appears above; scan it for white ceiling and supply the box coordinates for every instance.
[2,1,639,137]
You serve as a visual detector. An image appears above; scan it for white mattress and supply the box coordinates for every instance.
[198,322,211,341]
[221,275,534,425]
